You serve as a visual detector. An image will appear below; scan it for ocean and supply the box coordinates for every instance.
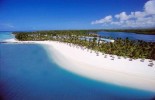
[0,32,155,100]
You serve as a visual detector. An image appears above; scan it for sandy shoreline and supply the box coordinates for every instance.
[2,39,155,92]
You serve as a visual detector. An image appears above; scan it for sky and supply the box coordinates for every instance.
[0,0,155,31]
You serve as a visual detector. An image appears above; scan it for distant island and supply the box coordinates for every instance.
[77,29,155,35]
[13,30,155,60]
[103,29,155,35]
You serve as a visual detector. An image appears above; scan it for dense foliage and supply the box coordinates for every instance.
[103,29,155,35]
[13,30,155,60]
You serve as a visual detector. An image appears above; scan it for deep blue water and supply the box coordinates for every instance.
[98,31,155,42]
[0,32,155,100]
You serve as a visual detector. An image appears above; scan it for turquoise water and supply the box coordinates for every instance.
[0,44,155,100]
[0,32,155,100]
[0,32,14,42]
[98,31,155,42]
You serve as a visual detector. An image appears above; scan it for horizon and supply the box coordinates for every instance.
[1,28,155,32]
[0,0,155,31]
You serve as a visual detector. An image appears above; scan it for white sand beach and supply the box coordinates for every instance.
[3,39,155,92]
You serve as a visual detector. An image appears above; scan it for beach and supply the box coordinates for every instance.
[3,39,155,92]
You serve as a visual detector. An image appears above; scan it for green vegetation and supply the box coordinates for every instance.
[103,29,155,35]
[13,30,155,60]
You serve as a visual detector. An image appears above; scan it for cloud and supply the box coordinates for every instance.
[115,12,134,21]
[91,0,155,28]
[0,23,15,30]
[91,15,112,24]
[0,23,14,28]
[144,0,155,14]
[134,11,146,18]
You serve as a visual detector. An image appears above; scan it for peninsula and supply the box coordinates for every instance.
[2,30,154,92]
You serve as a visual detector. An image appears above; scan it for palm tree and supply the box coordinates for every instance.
[14,30,155,60]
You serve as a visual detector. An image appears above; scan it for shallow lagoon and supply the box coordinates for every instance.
[0,32,14,41]
[0,44,155,100]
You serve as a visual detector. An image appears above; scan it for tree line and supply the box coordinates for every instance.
[13,30,155,60]
[103,29,155,35]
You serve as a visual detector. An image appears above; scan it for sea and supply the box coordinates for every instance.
[0,32,155,100]
[98,31,155,42]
